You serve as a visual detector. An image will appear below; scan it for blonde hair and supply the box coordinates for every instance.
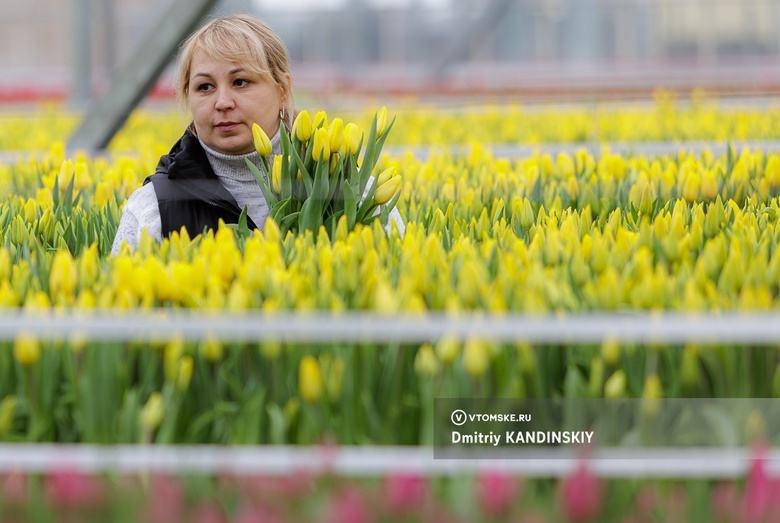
[177,14,294,131]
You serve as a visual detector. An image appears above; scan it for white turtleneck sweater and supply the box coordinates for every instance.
[110,131,404,255]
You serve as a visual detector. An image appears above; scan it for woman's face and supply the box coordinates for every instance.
[188,49,284,155]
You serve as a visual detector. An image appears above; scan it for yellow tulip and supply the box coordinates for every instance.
[641,373,662,418]
[414,343,439,376]
[330,153,340,175]
[312,127,330,161]
[176,356,194,392]
[140,392,164,431]
[601,338,621,365]
[292,109,312,142]
[376,106,389,137]
[252,123,272,156]
[604,370,626,399]
[343,122,362,155]
[200,335,223,362]
[313,111,328,129]
[376,167,396,187]
[435,336,460,364]
[682,173,700,203]
[701,169,718,200]
[272,155,282,194]
[23,198,36,223]
[463,338,490,377]
[49,250,78,299]
[94,181,113,206]
[298,355,324,403]
[519,197,535,228]
[328,117,344,152]
[14,332,40,366]
[374,175,401,205]
[259,340,282,360]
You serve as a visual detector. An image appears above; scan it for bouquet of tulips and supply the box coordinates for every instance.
[245,107,402,237]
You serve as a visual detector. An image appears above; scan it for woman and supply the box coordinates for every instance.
[111,14,403,255]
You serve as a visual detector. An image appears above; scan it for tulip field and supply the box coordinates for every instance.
[1,94,780,521]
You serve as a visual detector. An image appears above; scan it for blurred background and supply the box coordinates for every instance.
[2,0,779,108]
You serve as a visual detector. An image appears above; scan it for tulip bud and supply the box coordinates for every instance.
[343,122,362,155]
[682,173,700,203]
[312,111,328,129]
[23,199,37,224]
[477,472,519,518]
[327,117,344,152]
[414,343,439,376]
[374,175,402,205]
[601,338,621,365]
[140,392,164,431]
[259,340,282,361]
[312,127,330,161]
[641,373,662,418]
[463,338,490,377]
[376,167,396,187]
[176,356,193,392]
[299,355,324,403]
[271,155,282,194]
[435,336,460,364]
[519,197,535,228]
[604,370,626,399]
[252,123,272,156]
[561,463,603,522]
[200,335,222,362]
[49,250,78,299]
[330,152,340,174]
[701,169,718,200]
[14,332,40,366]
[376,106,389,137]
[292,110,312,142]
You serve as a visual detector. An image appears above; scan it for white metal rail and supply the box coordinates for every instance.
[6,310,780,344]
[0,444,777,478]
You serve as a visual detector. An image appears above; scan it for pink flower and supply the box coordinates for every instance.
[710,482,738,521]
[384,473,428,515]
[1,473,28,506]
[739,450,772,523]
[45,470,106,510]
[476,471,521,517]
[559,462,602,522]
[189,500,227,523]
[146,474,185,523]
[233,502,284,523]
[664,486,687,523]
[327,486,371,523]
[634,486,659,515]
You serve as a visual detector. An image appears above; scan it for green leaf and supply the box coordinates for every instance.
[343,181,357,230]
[245,157,278,208]
[279,125,293,200]
[270,198,292,223]
[290,146,313,197]
[237,206,249,238]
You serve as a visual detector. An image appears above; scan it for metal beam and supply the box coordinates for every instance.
[433,0,518,78]
[68,0,221,151]
[72,0,92,105]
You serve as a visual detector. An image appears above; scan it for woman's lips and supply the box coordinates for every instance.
[216,122,239,132]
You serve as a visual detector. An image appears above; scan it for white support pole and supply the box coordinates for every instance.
[72,0,92,106]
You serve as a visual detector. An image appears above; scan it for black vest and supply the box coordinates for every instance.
[144,130,258,238]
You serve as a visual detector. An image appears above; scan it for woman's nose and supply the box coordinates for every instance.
[214,88,235,111]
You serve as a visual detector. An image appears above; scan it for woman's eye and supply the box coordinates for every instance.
[196,83,212,92]
[235,78,250,87]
